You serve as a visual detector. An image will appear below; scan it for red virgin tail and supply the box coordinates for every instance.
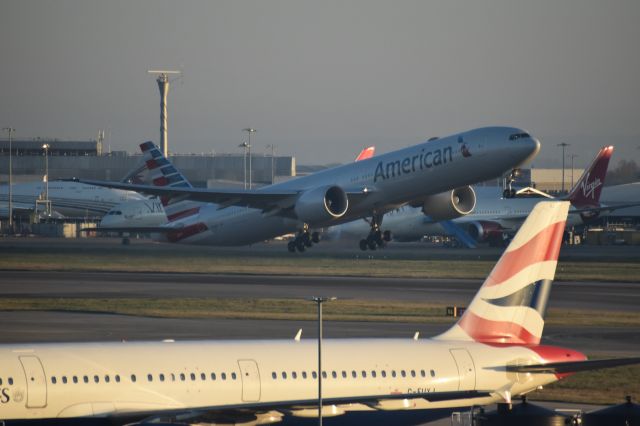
[566,146,613,208]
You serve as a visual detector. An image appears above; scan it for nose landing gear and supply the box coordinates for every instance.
[503,169,521,198]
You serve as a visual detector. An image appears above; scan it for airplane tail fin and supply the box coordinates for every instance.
[565,146,613,208]
[436,201,570,345]
[355,146,375,162]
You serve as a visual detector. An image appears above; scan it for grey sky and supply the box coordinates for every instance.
[2,0,639,167]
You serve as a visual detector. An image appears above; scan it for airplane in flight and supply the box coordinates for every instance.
[84,126,540,251]
[1,202,639,425]
[0,181,146,219]
[97,146,380,234]
[329,145,638,248]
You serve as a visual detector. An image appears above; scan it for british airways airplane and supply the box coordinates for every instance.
[86,127,539,250]
[1,202,638,425]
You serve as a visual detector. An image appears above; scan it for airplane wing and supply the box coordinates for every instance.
[129,390,491,424]
[73,179,301,211]
[505,357,640,374]
[81,226,173,233]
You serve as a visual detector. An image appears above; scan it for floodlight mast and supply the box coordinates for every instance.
[148,70,181,158]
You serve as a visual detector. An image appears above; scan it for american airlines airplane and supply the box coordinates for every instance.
[86,127,539,250]
[0,181,146,219]
[329,145,637,248]
[1,202,638,425]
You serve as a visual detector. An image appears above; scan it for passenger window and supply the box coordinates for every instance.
[431,370,436,377]
[391,370,397,378]
[0,378,3,385]
[321,371,327,379]
[221,373,227,380]
[351,371,357,378]
[171,373,176,382]
[272,372,277,379]
[115,375,121,383]
[331,371,337,379]
[62,376,67,384]
[312,371,317,379]
[371,371,377,378]
[302,371,308,379]
[232,372,237,380]
[411,370,416,377]
[190,373,196,381]
[180,373,185,381]
[73,376,78,384]
[8,378,12,385]
[282,372,287,379]
[381,370,387,378]
[342,371,347,378]
[361,370,367,378]
[210,373,216,381]
[401,370,406,378]
[105,375,110,383]
[131,375,136,383]
[94,375,99,383]
[420,370,426,378]
[201,373,206,381]
[51,376,57,384]
[292,372,297,379]
[84,376,89,383]
[147,374,153,382]
[160,374,165,382]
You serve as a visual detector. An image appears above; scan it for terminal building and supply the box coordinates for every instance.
[0,139,296,188]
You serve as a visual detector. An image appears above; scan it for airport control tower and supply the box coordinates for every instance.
[148,70,180,158]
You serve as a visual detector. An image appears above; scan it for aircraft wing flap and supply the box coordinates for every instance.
[505,357,640,374]
[73,179,300,210]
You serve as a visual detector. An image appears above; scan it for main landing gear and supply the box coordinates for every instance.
[503,168,521,199]
[287,227,321,253]
[359,216,392,251]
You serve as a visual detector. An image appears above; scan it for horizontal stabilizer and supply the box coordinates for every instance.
[505,357,640,374]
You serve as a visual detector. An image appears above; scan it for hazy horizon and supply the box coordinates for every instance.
[2,0,639,168]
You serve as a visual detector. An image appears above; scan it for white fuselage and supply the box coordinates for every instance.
[0,338,557,421]
[0,182,145,218]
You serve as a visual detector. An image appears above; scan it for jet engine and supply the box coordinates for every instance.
[421,186,476,221]
[467,220,504,243]
[294,185,349,224]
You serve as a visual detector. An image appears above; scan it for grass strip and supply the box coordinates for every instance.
[0,253,639,282]
[0,298,639,327]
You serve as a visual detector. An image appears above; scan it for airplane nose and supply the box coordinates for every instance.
[515,136,541,167]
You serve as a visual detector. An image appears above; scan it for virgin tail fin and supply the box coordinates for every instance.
[566,146,613,208]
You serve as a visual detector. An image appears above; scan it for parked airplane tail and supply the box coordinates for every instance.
[565,145,613,208]
[139,142,202,223]
[437,201,569,345]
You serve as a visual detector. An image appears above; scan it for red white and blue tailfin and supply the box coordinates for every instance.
[140,141,201,223]
[437,201,570,345]
[565,145,613,209]
[354,146,375,162]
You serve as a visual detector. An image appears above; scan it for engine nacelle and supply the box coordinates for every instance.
[294,185,349,224]
[467,220,504,242]
[421,186,476,221]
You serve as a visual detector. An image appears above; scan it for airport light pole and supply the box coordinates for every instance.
[243,128,256,189]
[238,141,250,190]
[310,296,337,426]
[557,143,570,193]
[42,144,50,216]
[569,154,578,189]
[266,144,275,184]
[3,127,15,229]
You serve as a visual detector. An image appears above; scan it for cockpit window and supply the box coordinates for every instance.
[509,133,530,141]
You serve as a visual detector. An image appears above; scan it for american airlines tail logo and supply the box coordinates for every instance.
[580,172,602,200]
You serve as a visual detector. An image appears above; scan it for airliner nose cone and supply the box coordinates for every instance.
[518,136,541,167]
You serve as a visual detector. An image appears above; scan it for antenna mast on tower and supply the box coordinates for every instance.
[147,69,181,158]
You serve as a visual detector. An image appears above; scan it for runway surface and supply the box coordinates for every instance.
[0,272,638,356]
[1,270,638,312]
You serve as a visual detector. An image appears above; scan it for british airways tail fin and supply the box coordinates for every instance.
[437,201,570,345]
[565,145,613,208]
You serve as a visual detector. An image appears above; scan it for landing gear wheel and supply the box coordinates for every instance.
[311,231,320,244]
[287,241,296,253]
[295,239,306,252]
[302,232,313,247]
[367,238,377,250]
[383,230,392,242]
